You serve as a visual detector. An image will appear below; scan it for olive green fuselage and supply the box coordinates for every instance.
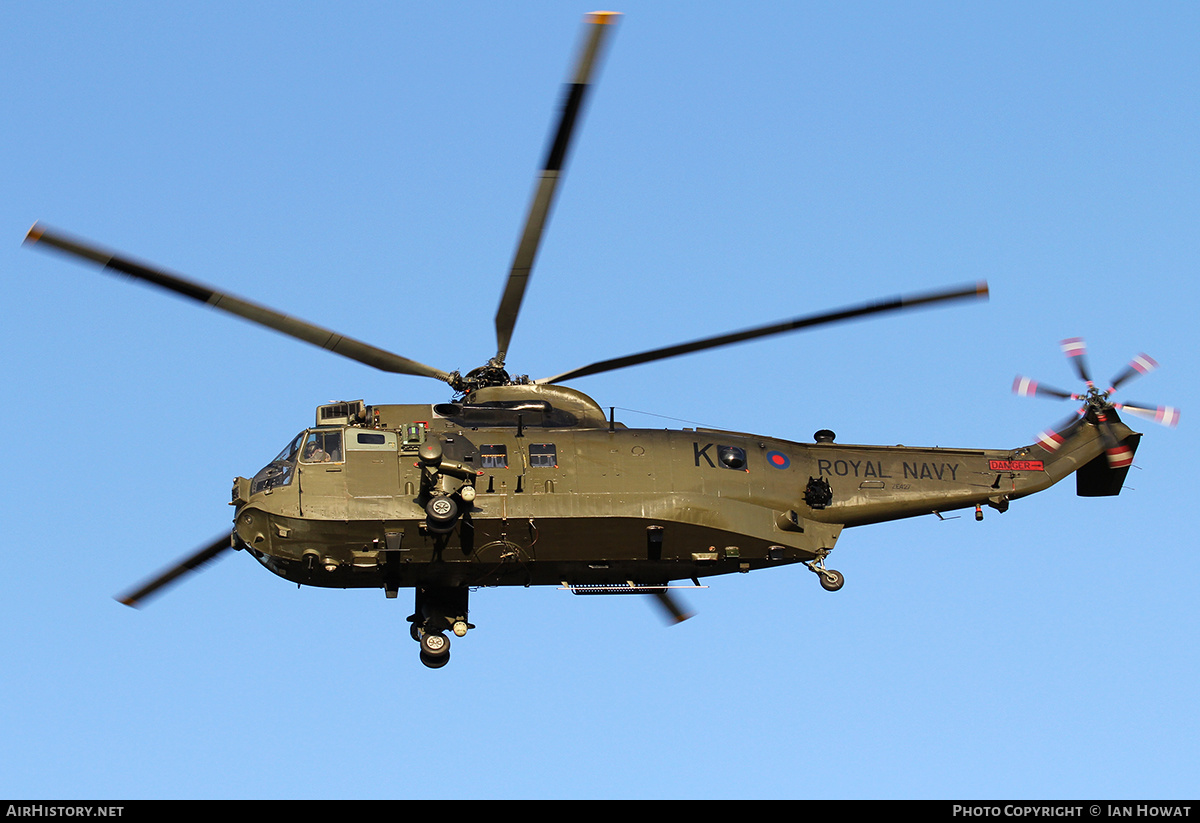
[232,391,1125,592]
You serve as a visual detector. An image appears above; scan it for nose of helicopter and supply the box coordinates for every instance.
[233,506,268,551]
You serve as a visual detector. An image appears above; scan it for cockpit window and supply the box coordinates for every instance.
[300,429,343,463]
[251,431,306,495]
[273,432,305,464]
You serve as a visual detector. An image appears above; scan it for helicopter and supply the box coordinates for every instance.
[24,12,1179,669]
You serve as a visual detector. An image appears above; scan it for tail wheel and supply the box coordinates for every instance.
[819,570,845,592]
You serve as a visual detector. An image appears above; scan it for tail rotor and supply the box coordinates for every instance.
[1014,338,1179,470]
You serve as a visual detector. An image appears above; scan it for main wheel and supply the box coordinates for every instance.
[425,496,459,533]
[420,631,450,657]
[819,570,845,592]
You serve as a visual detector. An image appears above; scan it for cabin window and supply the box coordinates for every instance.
[529,443,557,468]
[347,430,397,452]
[301,429,343,463]
[480,445,508,469]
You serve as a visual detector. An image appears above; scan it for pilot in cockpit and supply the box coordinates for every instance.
[303,440,330,463]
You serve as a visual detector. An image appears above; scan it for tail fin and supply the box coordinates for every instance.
[1075,432,1141,496]
[1019,410,1140,498]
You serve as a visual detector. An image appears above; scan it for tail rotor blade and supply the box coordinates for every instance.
[1116,403,1181,428]
[1060,337,1093,384]
[1108,353,1159,392]
[1035,411,1085,453]
[1013,376,1076,400]
[1095,410,1134,469]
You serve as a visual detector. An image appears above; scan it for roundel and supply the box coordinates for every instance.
[766,450,790,470]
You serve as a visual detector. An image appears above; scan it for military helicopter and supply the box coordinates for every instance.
[25,12,1178,668]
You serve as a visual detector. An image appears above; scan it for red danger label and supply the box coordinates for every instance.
[989,459,1045,472]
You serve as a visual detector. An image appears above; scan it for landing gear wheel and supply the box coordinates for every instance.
[420,631,450,658]
[819,569,845,592]
[425,496,459,533]
[411,587,469,669]
[804,551,843,592]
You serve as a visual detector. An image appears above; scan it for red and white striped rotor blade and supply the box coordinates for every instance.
[1013,376,1076,400]
[1060,337,1093,384]
[1034,411,1085,453]
[1094,410,1134,469]
[1116,403,1181,428]
[1108,353,1159,392]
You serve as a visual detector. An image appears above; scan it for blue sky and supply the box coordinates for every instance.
[2,1,1197,799]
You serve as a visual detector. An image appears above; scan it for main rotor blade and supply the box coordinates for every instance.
[539,281,989,384]
[25,224,453,383]
[651,589,694,625]
[493,11,620,365]
[116,533,233,608]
